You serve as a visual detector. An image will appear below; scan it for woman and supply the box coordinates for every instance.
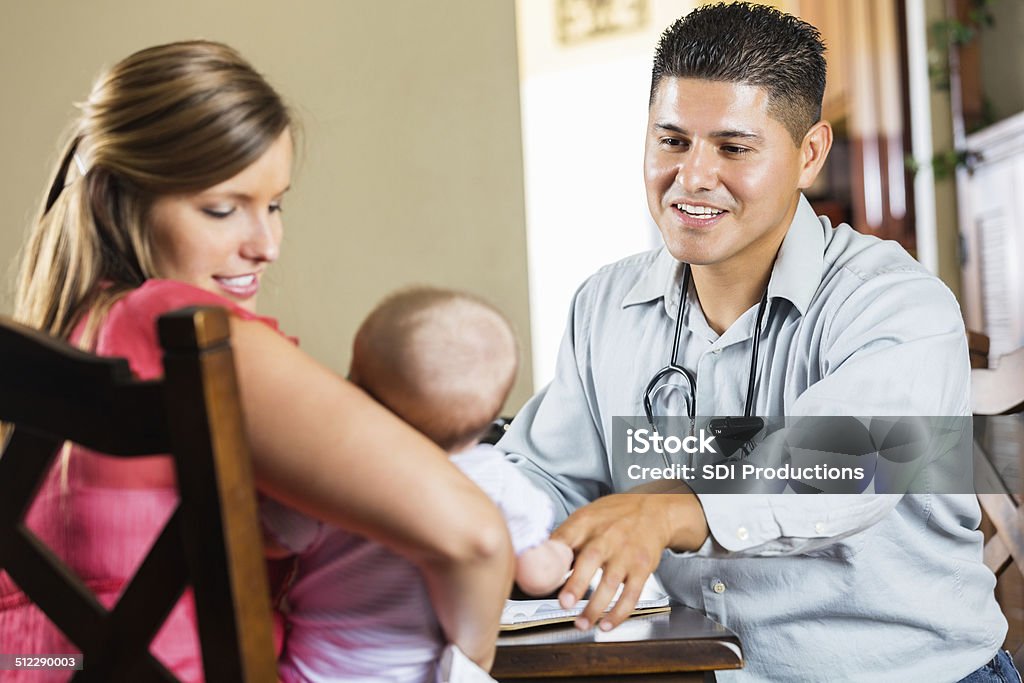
[1,41,513,680]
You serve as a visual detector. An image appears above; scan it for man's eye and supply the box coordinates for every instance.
[661,138,686,148]
[269,202,284,214]
[202,207,235,218]
[722,146,750,155]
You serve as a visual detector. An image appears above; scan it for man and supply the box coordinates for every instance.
[500,4,1014,681]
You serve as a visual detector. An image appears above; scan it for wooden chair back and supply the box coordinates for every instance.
[968,329,991,369]
[0,307,276,682]
[970,335,1024,669]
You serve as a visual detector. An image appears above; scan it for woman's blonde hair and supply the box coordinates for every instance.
[14,40,291,340]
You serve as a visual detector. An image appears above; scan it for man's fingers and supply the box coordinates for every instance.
[550,512,589,549]
[558,549,601,609]
[552,494,632,549]
[550,539,574,563]
[550,494,669,630]
[597,573,647,631]
[575,568,623,630]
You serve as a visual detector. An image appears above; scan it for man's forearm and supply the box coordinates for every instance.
[624,481,710,552]
[661,492,710,552]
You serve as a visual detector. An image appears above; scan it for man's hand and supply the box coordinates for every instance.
[551,487,708,631]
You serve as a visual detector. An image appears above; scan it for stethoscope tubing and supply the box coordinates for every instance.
[644,263,769,424]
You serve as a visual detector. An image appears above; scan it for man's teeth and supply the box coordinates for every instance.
[676,203,724,216]
[218,275,255,287]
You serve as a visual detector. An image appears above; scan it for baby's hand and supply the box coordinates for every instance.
[548,539,574,574]
[515,539,574,596]
[263,533,296,560]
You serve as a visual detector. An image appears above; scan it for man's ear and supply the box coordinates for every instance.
[797,121,833,190]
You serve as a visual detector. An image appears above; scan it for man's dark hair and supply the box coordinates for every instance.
[650,2,826,144]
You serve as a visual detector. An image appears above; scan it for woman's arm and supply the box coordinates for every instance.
[229,318,514,668]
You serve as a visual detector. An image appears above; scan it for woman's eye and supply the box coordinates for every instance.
[269,202,283,214]
[202,207,235,218]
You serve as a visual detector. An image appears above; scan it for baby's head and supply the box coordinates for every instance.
[351,287,518,453]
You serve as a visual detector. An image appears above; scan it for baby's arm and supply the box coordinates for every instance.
[449,445,573,595]
[516,538,573,596]
[259,495,323,559]
[263,532,295,559]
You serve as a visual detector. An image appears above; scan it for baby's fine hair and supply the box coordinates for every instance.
[352,287,518,452]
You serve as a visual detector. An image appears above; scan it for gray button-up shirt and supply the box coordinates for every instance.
[500,196,1006,682]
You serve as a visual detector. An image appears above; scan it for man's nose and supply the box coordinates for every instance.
[675,143,719,194]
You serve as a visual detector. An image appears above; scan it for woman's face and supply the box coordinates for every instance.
[148,130,293,313]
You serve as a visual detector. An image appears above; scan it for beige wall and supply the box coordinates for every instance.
[0,0,535,410]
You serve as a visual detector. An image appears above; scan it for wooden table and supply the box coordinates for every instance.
[493,605,742,682]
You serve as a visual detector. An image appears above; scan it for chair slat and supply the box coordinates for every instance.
[72,649,179,683]
[0,429,63,529]
[0,317,168,454]
[161,308,278,683]
[0,308,277,682]
[80,508,191,681]
[2,529,107,651]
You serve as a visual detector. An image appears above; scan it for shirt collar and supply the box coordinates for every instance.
[621,194,825,319]
[766,194,825,317]
[621,246,683,317]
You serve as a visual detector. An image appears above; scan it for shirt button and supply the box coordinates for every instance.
[712,580,726,594]
[737,527,749,541]
[814,522,825,534]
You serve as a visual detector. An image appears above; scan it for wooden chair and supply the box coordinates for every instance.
[970,337,1024,669]
[0,307,276,682]
[968,329,991,370]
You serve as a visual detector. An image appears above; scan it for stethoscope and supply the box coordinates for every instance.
[642,263,770,446]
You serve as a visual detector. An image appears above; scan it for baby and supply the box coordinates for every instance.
[263,287,572,683]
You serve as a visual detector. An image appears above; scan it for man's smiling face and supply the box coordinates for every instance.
[644,77,818,273]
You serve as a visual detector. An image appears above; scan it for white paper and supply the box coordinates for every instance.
[501,572,669,626]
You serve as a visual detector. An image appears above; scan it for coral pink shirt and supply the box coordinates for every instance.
[0,280,292,682]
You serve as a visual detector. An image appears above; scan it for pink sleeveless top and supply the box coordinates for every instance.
[0,280,293,682]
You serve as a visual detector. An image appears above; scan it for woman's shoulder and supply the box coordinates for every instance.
[97,279,293,379]
[122,279,278,322]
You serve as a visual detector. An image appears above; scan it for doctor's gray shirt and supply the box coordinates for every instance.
[500,196,1006,682]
